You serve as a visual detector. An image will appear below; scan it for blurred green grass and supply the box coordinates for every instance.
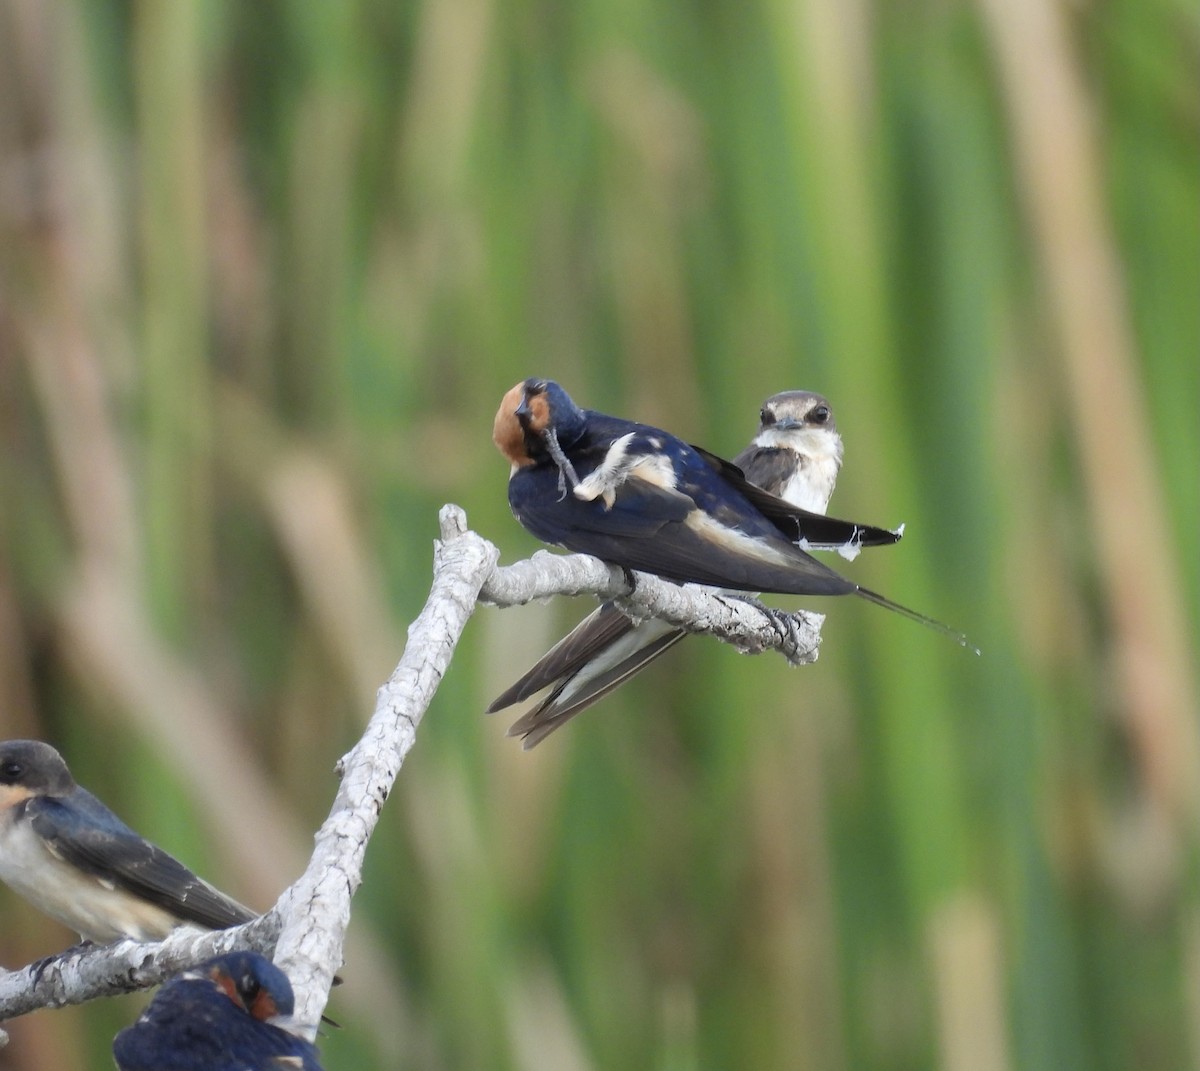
[0,1,1196,1069]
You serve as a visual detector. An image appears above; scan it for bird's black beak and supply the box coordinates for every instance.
[515,395,532,421]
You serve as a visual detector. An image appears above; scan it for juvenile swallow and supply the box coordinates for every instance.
[113,951,325,1070]
[0,740,256,945]
[732,390,843,514]
[492,377,972,664]
[489,391,851,746]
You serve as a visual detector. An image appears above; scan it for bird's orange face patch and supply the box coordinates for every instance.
[211,967,243,1008]
[0,783,35,814]
[493,382,534,467]
[246,986,280,1022]
[522,389,551,435]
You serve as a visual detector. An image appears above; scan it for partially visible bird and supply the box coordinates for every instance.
[0,739,256,945]
[732,390,844,514]
[112,951,325,1071]
[489,391,859,746]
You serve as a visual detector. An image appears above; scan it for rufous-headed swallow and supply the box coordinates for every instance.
[113,951,325,1070]
[0,740,256,945]
[489,391,854,746]
[492,378,972,677]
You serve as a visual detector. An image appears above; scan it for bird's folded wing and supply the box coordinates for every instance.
[487,602,638,712]
[28,793,256,929]
[691,445,902,549]
[508,625,688,748]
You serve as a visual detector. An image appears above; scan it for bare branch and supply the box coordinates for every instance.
[0,504,822,1045]
[268,506,499,1031]
[0,916,279,1036]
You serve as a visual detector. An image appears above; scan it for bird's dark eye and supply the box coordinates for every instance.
[760,407,776,426]
[810,405,830,424]
[0,761,22,781]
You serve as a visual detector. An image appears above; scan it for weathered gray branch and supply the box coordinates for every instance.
[0,917,281,1027]
[0,504,822,1044]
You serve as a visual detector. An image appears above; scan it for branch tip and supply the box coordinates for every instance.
[438,504,469,541]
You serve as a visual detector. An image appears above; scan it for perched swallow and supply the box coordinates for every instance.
[0,740,256,945]
[113,951,325,1071]
[489,391,851,746]
[731,390,843,514]
[492,377,972,669]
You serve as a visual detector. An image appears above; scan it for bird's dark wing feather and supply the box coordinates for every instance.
[692,445,901,549]
[487,602,639,712]
[509,626,688,748]
[728,446,805,500]
[28,793,256,930]
[551,513,854,593]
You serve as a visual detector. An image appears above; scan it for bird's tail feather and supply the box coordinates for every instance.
[854,586,979,654]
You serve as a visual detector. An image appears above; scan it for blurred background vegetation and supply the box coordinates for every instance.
[0,0,1196,1068]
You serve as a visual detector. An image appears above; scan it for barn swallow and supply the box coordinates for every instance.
[492,377,973,663]
[0,740,256,945]
[113,951,325,1070]
[489,391,853,746]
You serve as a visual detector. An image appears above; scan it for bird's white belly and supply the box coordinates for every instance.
[0,818,180,942]
[778,458,839,514]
